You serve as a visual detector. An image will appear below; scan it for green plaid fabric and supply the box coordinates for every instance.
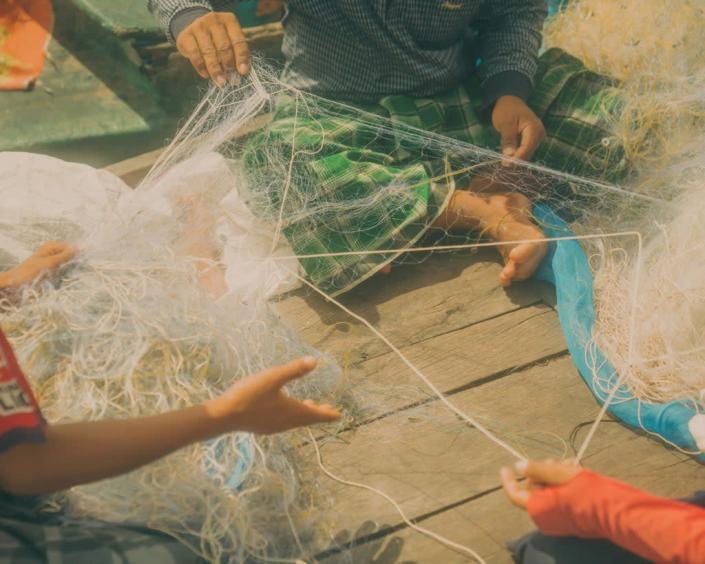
[243,48,627,296]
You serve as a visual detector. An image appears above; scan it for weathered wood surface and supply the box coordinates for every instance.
[109,157,701,564]
[314,356,699,563]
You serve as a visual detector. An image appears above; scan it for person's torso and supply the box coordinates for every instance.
[279,0,487,102]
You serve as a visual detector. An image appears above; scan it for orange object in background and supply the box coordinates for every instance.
[0,0,53,91]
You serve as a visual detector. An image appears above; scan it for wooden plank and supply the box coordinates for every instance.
[308,356,697,561]
[106,113,273,187]
[342,430,703,564]
[276,252,551,365]
[338,303,567,423]
[317,489,531,564]
[104,147,165,188]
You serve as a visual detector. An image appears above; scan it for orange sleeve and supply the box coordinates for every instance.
[527,469,705,564]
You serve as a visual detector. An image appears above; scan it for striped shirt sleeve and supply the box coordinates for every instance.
[476,0,547,106]
[147,0,215,42]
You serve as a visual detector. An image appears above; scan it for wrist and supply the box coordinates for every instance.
[170,7,211,43]
[482,71,532,110]
[202,396,240,435]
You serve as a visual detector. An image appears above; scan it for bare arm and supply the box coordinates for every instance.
[0,405,215,495]
[0,241,76,291]
[0,357,339,496]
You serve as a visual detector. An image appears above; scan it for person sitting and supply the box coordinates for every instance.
[149,1,628,295]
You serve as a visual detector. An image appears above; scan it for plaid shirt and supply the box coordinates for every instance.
[148,0,547,105]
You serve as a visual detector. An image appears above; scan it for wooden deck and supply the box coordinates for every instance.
[277,250,701,563]
[108,158,702,564]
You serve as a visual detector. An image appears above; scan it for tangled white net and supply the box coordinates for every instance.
[1,0,704,561]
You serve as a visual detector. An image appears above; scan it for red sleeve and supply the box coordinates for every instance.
[527,469,705,564]
[0,329,45,452]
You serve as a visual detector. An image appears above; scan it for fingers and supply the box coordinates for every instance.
[492,96,545,165]
[35,241,77,266]
[222,14,250,75]
[208,22,236,83]
[517,459,581,485]
[295,398,341,424]
[264,356,318,389]
[177,32,208,79]
[498,124,520,164]
[176,13,250,85]
[292,400,341,426]
[500,466,530,509]
[513,120,546,162]
[46,246,77,268]
[193,27,226,87]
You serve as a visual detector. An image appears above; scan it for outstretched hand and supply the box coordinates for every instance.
[176,12,251,87]
[0,241,76,290]
[492,95,546,165]
[500,458,582,509]
[206,357,341,434]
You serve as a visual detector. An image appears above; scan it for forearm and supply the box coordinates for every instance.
[477,0,546,107]
[0,402,229,495]
[529,470,705,563]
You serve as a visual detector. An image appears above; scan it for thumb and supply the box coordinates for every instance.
[499,124,519,158]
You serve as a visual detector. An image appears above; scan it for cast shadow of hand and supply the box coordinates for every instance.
[322,520,417,564]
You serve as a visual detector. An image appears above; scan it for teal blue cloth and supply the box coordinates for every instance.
[547,0,570,16]
[533,204,702,460]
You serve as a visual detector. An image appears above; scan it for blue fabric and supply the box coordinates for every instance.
[205,435,254,490]
[547,0,570,16]
[533,204,702,459]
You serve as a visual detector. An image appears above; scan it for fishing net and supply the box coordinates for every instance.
[544,0,705,452]
[0,152,347,562]
[1,0,704,561]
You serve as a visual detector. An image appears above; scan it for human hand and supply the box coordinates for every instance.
[491,96,546,165]
[0,241,76,290]
[500,458,581,509]
[206,357,341,434]
[176,12,250,87]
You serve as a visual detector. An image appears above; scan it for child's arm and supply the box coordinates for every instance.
[501,459,705,564]
[0,357,339,496]
[0,241,75,290]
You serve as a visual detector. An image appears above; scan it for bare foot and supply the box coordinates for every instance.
[485,194,547,287]
[433,190,546,287]
[0,241,76,290]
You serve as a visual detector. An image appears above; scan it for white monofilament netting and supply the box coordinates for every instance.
[0,151,351,561]
[545,0,705,430]
[1,1,704,561]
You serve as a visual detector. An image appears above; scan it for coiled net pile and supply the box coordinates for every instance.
[1,1,704,560]
[546,0,705,414]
